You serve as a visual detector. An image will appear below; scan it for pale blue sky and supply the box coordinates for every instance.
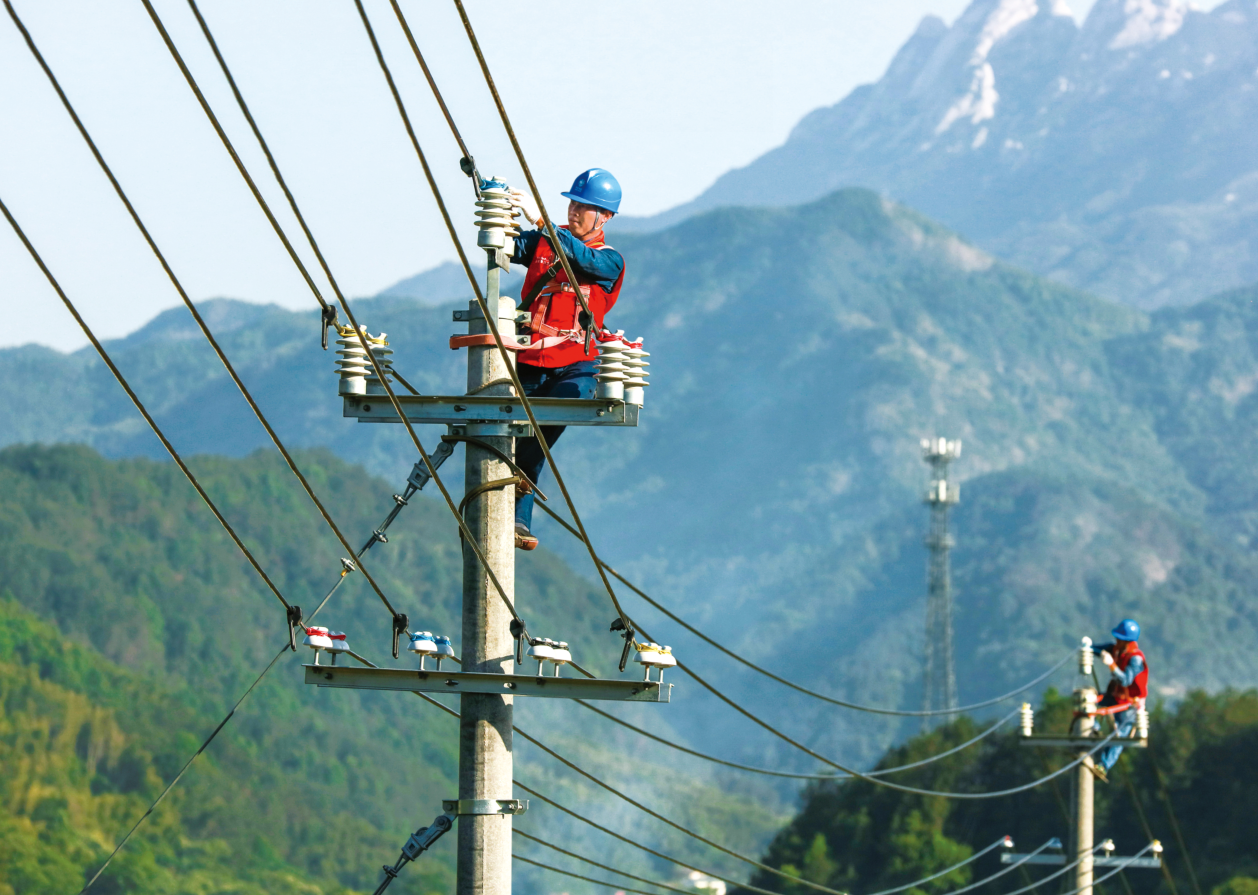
[1,0,1123,351]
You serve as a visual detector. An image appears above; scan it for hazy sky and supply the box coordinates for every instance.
[1,0,1119,352]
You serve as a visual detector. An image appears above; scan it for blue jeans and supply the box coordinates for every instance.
[1099,698,1137,771]
[514,360,596,530]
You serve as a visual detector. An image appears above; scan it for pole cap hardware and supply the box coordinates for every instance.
[442,799,528,816]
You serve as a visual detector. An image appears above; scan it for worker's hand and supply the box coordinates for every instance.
[510,189,541,228]
[1100,650,1115,669]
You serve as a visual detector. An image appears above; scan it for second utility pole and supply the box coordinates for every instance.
[457,239,519,895]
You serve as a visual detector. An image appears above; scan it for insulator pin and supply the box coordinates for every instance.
[335,325,394,396]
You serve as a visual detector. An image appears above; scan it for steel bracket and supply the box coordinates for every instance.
[1019,736,1147,749]
[304,664,672,702]
[344,394,638,428]
[442,799,528,816]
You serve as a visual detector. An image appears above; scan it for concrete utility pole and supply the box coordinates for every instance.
[1016,644,1157,895]
[921,437,961,722]
[457,245,518,895]
[1071,690,1097,895]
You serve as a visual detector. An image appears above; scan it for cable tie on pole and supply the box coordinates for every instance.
[286,605,303,651]
[392,613,409,659]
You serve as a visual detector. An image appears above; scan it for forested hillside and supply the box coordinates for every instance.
[736,689,1258,895]
[7,190,1258,771]
[0,445,784,894]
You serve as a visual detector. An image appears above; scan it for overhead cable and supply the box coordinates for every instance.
[514,854,671,895]
[537,502,1070,717]
[78,645,290,893]
[122,0,522,635]
[897,839,1057,895]
[516,830,697,895]
[0,193,294,624]
[574,698,1020,780]
[532,502,1108,798]
[1048,845,1160,895]
[406,688,797,895]
[4,0,405,624]
[372,0,638,634]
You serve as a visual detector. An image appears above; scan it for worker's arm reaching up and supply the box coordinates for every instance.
[510,227,624,293]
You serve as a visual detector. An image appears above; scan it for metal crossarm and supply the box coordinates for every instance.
[1002,855,1162,869]
[344,394,638,429]
[305,664,671,702]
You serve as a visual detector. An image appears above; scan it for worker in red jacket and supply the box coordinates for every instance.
[509,169,625,549]
[1090,618,1148,781]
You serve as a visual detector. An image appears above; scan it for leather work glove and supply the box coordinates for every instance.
[510,189,542,228]
[1100,650,1116,669]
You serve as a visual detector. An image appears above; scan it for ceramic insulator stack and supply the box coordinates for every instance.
[1080,636,1094,676]
[335,326,394,396]
[303,625,334,664]
[595,338,630,400]
[475,179,520,254]
[621,340,650,406]
[1020,702,1034,737]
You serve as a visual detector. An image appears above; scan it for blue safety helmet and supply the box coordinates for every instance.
[561,168,622,214]
[1111,618,1140,642]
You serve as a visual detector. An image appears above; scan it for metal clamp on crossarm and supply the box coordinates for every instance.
[286,604,303,651]
[391,613,409,660]
[442,799,528,816]
[371,811,455,895]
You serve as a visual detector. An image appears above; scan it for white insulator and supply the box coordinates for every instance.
[335,332,370,396]
[303,626,334,650]
[336,327,393,396]
[527,638,557,661]
[475,183,519,249]
[1136,707,1149,740]
[328,631,350,654]
[434,635,455,659]
[635,642,675,667]
[1020,702,1034,737]
[550,641,572,665]
[622,344,650,406]
[1080,636,1094,676]
[407,631,438,656]
[364,337,394,397]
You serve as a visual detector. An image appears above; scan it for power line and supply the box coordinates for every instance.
[0,192,294,624]
[374,0,637,633]
[574,698,1020,780]
[516,830,697,895]
[513,854,672,895]
[536,503,1070,718]
[3,0,404,625]
[78,645,290,893]
[531,501,1103,799]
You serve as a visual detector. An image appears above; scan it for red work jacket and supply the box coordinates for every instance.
[1107,643,1149,705]
[518,228,624,368]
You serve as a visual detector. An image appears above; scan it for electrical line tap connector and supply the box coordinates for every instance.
[595,338,630,401]
[433,634,455,670]
[1080,636,1094,676]
[328,631,350,665]
[475,176,519,252]
[621,340,650,407]
[407,631,438,671]
[1136,707,1150,740]
[634,642,677,682]
[303,626,334,665]
[1020,702,1034,737]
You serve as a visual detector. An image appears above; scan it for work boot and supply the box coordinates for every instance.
[515,523,538,551]
[1088,762,1109,784]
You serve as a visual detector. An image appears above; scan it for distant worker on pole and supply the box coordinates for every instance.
[1090,618,1148,781]
[509,169,626,550]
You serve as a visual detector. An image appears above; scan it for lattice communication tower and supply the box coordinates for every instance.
[921,437,961,721]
